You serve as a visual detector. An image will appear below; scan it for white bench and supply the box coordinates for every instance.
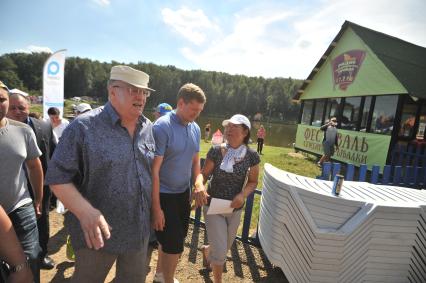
[259,163,426,283]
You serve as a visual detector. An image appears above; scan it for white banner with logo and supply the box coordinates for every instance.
[43,49,66,119]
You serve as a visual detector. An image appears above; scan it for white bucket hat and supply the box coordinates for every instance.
[9,88,29,97]
[76,103,92,113]
[110,65,155,92]
[222,114,251,129]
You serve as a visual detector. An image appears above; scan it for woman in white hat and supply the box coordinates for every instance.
[196,114,260,282]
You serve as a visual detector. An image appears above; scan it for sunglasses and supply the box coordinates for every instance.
[113,85,151,98]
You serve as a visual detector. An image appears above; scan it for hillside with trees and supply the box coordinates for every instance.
[0,52,301,121]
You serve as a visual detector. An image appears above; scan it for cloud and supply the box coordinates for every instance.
[15,45,53,54]
[179,4,305,78]
[162,7,220,45]
[92,0,110,7]
[168,1,426,78]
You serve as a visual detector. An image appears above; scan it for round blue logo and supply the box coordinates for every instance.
[47,61,60,75]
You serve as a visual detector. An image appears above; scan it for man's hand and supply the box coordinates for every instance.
[230,192,245,209]
[192,184,209,208]
[34,201,42,218]
[151,207,165,231]
[78,207,111,250]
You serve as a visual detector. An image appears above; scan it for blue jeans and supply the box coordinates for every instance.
[8,202,41,283]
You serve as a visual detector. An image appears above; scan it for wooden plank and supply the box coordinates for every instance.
[371,165,380,184]
[320,162,332,180]
[359,164,367,181]
[413,166,420,186]
[391,144,399,166]
[382,165,391,185]
[407,144,416,166]
[194,206,202,225]
[412,146,422,167]
[332,162,341,179]
[397,144,405,166]
[241,191,254,242]
[346,164,355,181]
[404,166,414,185]
[393,166,402,186]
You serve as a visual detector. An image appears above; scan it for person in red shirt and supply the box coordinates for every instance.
[256,125,266,155]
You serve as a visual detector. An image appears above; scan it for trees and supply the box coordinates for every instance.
[0,52,301,121]
[0,55,24,90]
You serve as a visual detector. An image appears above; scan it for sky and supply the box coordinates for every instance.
[1,0,425,79]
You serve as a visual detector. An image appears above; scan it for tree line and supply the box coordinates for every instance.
[0,52,301,121]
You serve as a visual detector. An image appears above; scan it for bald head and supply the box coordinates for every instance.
[7,93,30,123]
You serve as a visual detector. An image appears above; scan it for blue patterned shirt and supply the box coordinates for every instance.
[45,102,155,253]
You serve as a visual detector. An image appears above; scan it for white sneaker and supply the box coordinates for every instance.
[153,272,179,283]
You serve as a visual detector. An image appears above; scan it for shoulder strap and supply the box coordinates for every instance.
[220,143,227,157]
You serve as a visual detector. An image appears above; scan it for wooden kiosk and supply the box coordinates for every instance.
[293,21,426,169]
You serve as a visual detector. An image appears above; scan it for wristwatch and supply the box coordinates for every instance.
[10,260,30,273]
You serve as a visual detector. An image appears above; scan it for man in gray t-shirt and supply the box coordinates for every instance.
[0,81,44,282]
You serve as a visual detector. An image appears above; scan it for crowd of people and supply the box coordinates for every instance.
[0,64,261,283]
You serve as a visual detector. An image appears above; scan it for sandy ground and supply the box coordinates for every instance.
[40,211,288,282]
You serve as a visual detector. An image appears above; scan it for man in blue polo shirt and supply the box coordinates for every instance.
[151,83,206,283]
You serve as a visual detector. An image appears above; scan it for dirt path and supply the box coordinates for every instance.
[41,211,288,282]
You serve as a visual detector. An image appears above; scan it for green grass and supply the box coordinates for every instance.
[29,104,43,115]
[30,99,101,118]
[198,141,321,235]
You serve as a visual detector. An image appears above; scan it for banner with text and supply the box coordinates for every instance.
[295,124,391,169]
[43,49,66,119]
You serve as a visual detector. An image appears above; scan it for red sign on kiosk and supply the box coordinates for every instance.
[332,49,366,91]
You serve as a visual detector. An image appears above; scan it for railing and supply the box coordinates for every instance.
[190,189,263,247]
[391,143,426,167]
[318,162,426,189]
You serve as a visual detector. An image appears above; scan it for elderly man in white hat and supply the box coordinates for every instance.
[45,65,156,282]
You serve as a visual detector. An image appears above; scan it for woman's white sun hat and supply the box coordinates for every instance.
[222,114,251,129]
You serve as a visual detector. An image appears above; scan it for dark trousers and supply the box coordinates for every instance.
[156,189,191,254]
[257,138,264,153]
[28,184,51,258]
[38,186,51,257]
[8,203,41,283]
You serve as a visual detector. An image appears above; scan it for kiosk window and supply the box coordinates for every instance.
[325,98,341,121]
[301,100,313,125]
[312,100,326,126]
[341,97,361,130]
[370,95,398,135]
[399,97,417,138]
[360,96,372,132]
[417,106,426,140]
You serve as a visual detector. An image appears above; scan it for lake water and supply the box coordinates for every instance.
[195,116,298,148]
[144,112,298,147]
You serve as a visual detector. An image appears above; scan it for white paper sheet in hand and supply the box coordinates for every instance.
[207,198,234,215]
